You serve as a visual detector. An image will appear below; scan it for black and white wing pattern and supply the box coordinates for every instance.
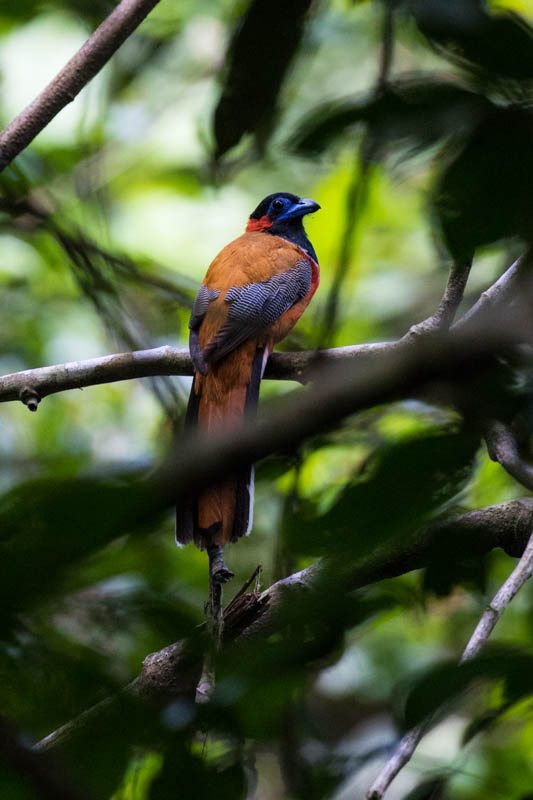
[188,285,219,375]
[202,260,311,364]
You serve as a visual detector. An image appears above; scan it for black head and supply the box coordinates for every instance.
[246,192,320,262]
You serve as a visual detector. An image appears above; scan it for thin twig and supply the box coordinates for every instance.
[402,255,473,342]
[460,530,533,659]
[376,0,395,94]
[435,256,473,329]
[366,529,533,799]
[454,257,523,332]
[0,0,161,172]
[225,565,262,615]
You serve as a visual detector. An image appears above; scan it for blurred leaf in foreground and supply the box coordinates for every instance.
[0,474,163,624]
[291,77,489,159]
[285,428,480,559]
[213,0,315,158]
[402,646,533,730]
[434,108,533,258]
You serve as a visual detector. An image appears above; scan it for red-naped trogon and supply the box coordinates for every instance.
[176,192,320,573]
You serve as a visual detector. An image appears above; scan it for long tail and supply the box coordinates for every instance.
[176,343,266,550]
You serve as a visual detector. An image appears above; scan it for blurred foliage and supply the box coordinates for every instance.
[2,0,533,798]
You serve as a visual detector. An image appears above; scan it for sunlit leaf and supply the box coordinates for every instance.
[402,647,533,729]
[286,429,480,558]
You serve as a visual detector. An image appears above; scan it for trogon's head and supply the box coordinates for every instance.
[246,192,320,260]
[247,192,320,233]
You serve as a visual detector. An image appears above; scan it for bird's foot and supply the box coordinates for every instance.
[206,542,234,584]
[213,563,234,583]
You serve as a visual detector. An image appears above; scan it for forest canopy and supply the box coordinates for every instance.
[2,1,533,799]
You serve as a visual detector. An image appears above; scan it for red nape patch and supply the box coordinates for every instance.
[246,214,272,232]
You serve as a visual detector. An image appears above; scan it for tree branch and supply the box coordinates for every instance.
[454,257,522,332]
[0,255,523,411]
[365,393,533,800]
[484,419,533,493]
[366,524,533,800]
[1,344,393,410]
[37,499,533,754]
[461,529,533,660]
[0,717,89,800]
[0,0,161,173]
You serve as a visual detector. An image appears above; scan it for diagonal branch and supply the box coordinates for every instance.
[0,0,161,173]
[366,526,533,800]
[37,499,533,755]
[0,717,89,800]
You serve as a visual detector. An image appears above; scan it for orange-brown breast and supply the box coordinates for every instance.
[203,231,309,289]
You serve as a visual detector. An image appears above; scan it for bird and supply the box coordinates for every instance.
[176,192,320,582]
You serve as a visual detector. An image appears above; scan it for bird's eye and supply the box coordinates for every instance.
[272,198,285,211]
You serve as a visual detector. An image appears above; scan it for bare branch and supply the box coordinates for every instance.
[0,717,89,800]
[461,529,533,660]
[366,519,533,799]
[37,499,533,755]
[0,0,161,172]
[2,346,193,410]
[0,344,393,410]
[434,256,473,329]
[0,255,523,411]
[484,419,533,493]
[366,726,426,800]
[454,257,523,332]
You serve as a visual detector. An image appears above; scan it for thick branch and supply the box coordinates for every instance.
[0,0,160,172]
[148,307,533,522]
[37,499,533,754]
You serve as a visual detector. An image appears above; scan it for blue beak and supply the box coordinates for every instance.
[277,198,321,222]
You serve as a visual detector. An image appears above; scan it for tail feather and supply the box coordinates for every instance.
[175,345,266,549]
[175,382,201,546]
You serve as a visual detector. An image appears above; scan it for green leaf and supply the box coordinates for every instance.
[402,775,449,800]
[286,429,480,558]
[434,108,533,257]
[291,78,489,157]
[149,748,245,800]
[0,474,164,622]
[408,1,533,81]
[402,648,533,730]
[213,0,315,158]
